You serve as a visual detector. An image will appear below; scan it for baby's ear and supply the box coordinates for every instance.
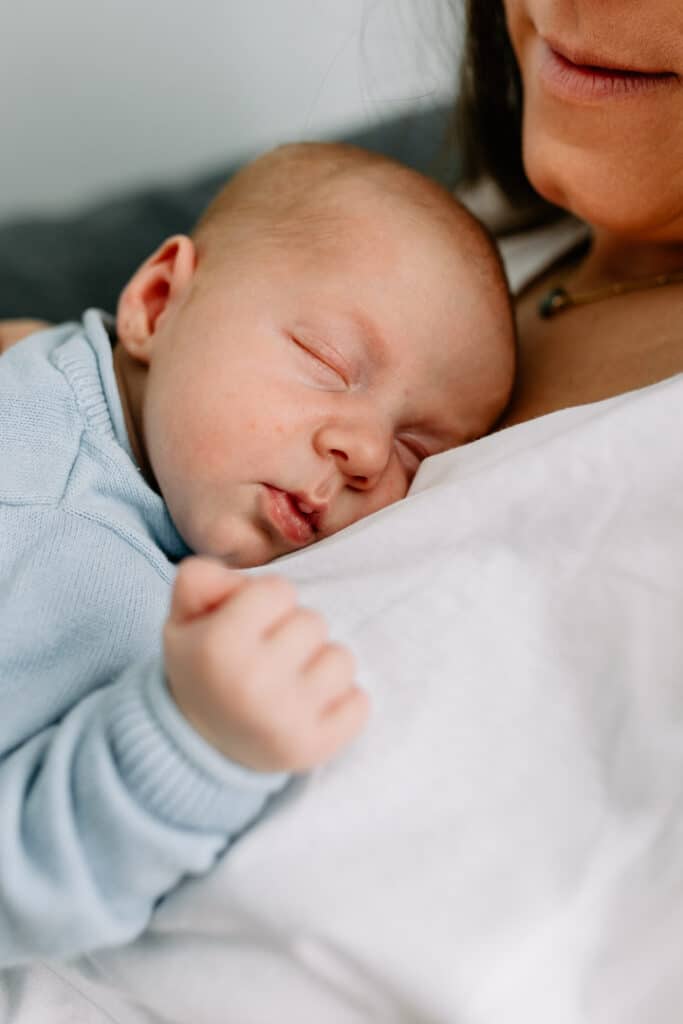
[116,234,196,362]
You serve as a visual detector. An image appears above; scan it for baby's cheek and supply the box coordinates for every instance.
[367,468,409,515]
[325,472,406,540]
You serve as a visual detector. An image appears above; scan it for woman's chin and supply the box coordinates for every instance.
[523,141,683,241]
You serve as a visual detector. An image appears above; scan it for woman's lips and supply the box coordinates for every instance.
[538,39,678,103]
[262,485,315,545]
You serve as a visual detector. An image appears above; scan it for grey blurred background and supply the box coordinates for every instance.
[0,0,461,222]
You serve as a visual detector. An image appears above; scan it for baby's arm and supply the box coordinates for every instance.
[0,524,367,967]
[165,557,369,773]
[0,318,50,353]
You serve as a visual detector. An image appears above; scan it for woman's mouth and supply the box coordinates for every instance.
[539,39,678,103]
[262,485,319,546]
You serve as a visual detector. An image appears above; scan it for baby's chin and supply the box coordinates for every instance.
[190,542,275,571]
[187,530,298,571]
[170,506,279,570]
[216,531,334,570]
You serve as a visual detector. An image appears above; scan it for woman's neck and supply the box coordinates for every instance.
[569,229,683,291]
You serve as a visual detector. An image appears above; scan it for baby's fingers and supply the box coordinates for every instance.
[264,607,330,670]
[303,642,358,711]
[209,574,299,647]
[306,684,370,768]
[169,556,244,624]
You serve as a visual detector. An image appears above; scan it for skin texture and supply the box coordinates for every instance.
[163,557,368,771]
[0,317,371,770]
[0,319,50,353]
[498,0,683,426]
[111,150,515,769]
[503,0,683,245]
[2,149,515,772]
[115,175,513,569]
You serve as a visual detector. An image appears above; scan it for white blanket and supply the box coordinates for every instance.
[3,373,683,1023]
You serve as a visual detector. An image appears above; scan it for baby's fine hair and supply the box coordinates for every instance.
[192,142,515,371]
[195,144,503,281]
[192,142,516,430]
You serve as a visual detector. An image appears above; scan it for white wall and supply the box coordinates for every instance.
[0,0,461,222]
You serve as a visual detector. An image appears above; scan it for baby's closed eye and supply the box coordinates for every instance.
[289,334,350,390]
[394,436,429,478]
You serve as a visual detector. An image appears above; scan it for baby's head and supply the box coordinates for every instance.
[115,142,515,567]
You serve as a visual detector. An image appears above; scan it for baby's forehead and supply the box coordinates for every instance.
[253,156,511,343]
[333,177,495,269]
[293,185,470,278]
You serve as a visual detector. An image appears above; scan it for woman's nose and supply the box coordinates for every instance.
[314,421,392,490]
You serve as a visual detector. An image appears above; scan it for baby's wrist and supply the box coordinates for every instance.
[165,668,287,774]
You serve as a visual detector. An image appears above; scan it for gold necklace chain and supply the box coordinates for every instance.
[538,268,683,319]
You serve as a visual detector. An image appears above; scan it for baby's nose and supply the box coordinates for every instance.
[315,421,392,489]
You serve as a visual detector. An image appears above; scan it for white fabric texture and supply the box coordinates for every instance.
[4,370,682,1023]
[3,220,683,1022]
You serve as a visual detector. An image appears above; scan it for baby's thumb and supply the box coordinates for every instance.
[169,556,245,624]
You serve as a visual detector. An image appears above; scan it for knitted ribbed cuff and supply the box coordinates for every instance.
[106,659,288,833]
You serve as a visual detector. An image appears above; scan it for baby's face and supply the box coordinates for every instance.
[140,203,511,567]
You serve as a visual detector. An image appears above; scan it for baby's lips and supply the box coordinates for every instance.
[289,492,328,533]
[262,485,321,545]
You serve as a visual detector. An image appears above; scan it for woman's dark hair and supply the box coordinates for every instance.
[454,0,557,218]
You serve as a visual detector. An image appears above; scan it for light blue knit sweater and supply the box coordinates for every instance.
[0,310,286,966]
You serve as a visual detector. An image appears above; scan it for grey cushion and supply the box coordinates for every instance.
[0,104,458,322]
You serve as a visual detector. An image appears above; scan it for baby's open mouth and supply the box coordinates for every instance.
[262,486,322,545]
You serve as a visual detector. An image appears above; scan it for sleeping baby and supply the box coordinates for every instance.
[0,141,515,963]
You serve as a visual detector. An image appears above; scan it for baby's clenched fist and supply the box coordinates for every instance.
[163,556,369,772]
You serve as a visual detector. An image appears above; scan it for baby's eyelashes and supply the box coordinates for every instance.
[289,334,350,390]
[394,436,429,479]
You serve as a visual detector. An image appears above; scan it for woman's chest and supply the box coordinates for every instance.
[501,284,683,426]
